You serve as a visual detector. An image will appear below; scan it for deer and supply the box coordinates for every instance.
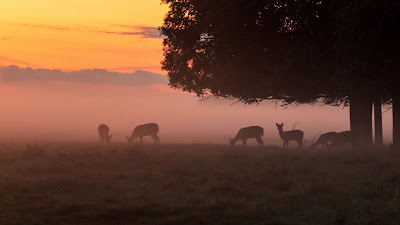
[127,123,160,144]
[310,132,338,149]
[276,123,304,149]
[230,126,264,147]
[98,124,112,143]
[327,131,351,149]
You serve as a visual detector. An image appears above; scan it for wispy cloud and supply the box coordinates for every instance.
[18,24,71,31]
[102,65,165,74]
[0,57,37,67]
[16,23,163,39]
[108,25,163,39]
[1,37,10,41]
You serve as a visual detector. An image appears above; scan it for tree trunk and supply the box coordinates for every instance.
[393,94,400,149]
[374,98,383,146]
[350,90,373,148]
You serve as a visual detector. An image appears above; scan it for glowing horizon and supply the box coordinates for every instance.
[0,0,168,74]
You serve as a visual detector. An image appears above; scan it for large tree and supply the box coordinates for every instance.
[161,0,399,148]
[334,0,400,147]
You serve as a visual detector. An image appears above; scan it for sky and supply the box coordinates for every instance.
[0,0,168,74]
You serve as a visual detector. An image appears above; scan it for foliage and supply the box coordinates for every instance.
[161,0,400,105]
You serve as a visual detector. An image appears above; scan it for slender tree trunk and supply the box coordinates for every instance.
[374,98,383,146]
[350,90,373,148]
[393,94,400,149]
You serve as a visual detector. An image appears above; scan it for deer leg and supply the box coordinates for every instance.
[152,135,160,144]
[299,140,303,150]
[140,136,143,143]
[296,140,301,149]
[243,139,247,146]
[156,135,160,144]
[256,137,263,147]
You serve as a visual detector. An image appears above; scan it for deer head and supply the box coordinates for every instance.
[276,123,284,130]
[105,135,112,143]
[229,138,236,146]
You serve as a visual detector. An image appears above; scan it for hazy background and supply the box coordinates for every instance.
[0,66,393,146]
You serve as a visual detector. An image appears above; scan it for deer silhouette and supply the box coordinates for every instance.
[98,124,112,143]
[310,132,338,149]
[127,123,160,144]
[327,131,351,149]
[276,123,304,149]
[230,126,264,147]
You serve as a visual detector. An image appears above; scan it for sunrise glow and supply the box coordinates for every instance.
[0,0,168,74]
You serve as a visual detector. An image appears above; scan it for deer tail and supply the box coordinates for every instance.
[292,122,300,130]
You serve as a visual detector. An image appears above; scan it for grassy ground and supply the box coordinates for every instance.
[0,142,400,225]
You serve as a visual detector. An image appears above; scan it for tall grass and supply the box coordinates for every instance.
[0,143,399,225]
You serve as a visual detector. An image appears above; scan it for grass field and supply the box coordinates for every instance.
[0,143,400,225]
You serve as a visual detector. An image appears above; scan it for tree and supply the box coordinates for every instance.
[161,0,332,103]
[374,98,383,146]
[161,0,400,148]
[333,0,400,147]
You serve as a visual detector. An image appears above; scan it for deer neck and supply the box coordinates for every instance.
[232,136,240,142]
[278,128,285,138]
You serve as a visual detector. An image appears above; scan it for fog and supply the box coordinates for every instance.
[0,66,393,145]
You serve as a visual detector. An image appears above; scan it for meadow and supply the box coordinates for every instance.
[0,142,400,225]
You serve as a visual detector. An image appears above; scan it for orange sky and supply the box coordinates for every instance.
[0,0,168,74]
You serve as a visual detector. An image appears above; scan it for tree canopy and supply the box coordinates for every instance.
[161,0,400,147]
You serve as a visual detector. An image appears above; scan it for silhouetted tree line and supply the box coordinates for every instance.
[161,0,400,148]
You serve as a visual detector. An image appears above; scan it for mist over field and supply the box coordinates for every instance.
[0,66,393,145]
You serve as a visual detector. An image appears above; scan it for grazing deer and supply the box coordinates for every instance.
[127,123,160,144]
[230,126,264,147]
[276,123,304,149]
[327,131,351,149]
[310,132,338,149]
[98,124,112,143]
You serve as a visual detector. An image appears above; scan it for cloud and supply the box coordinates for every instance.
[17,23,163,39]
[1,37,10,41]
[0,65,168,87]
[98,26,163,39]
[0,57,37,67]
[18,24,71,31]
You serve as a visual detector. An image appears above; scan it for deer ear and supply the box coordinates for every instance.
[275,123,278,126]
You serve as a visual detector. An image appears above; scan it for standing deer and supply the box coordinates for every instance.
[230,126,264,147]
[127,123,160,144]
[310,132,338,149]
[276,123,304,149]
[327,131,351,149]
[98,124,112,143]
